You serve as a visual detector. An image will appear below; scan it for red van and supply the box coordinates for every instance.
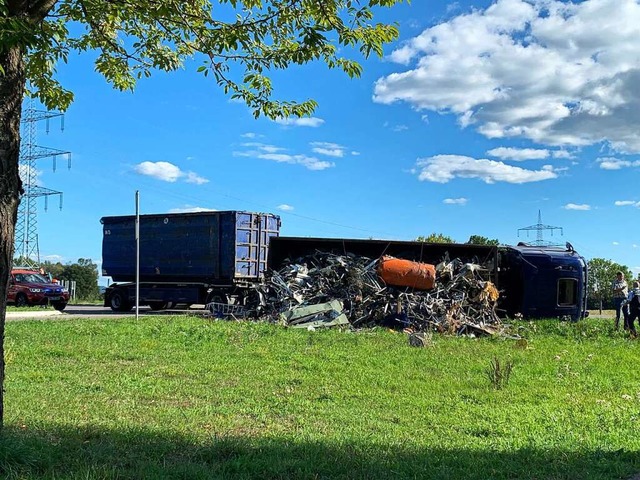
[7,269,70,311]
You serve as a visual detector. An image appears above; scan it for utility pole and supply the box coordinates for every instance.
[14,101,71,268]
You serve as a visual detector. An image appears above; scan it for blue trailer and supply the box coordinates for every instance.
[101,211,280,311]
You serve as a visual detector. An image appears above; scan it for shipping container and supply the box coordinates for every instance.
[101,211,280,311]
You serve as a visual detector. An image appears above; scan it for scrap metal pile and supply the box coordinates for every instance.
[245,251,503,335]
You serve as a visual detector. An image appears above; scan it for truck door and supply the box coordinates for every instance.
[235,212,280,279]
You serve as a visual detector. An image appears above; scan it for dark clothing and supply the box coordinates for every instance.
[623,289,640,335]
[628,309,639,335]
[614,297,629,329]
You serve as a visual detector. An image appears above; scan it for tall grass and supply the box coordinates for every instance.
[1,316,639,479]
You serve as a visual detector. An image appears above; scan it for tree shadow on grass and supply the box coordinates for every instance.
[0,424,638,479]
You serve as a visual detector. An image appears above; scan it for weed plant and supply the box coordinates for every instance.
[486,356,514,389]
[1,316,639,479]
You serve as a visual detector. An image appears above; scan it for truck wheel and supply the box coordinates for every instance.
[206,291,228,305]
[148,301,167,311]
[52,302,67,311]
[15,293,28,307]
[110,291,132,312]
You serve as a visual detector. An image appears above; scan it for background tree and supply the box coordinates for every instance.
[416,233,456,243]
[40,260,65,281]
[0,0,404,426]
[466,235,499,246]
[59,258,99,301]
[587,258,633,311]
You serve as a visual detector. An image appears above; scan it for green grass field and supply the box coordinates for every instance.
[1,316,639,479]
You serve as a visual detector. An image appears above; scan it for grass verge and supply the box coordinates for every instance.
[2,316,639,479]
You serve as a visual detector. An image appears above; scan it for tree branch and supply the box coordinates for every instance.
[27,0,58,21]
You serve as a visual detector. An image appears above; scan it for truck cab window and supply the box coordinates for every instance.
[558,278,577,306]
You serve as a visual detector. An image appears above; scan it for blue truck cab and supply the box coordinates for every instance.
[498,243,588,321]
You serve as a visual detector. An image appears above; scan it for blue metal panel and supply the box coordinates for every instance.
[101,211,280,284]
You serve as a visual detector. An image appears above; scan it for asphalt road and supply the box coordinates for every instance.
[6,304,208,320]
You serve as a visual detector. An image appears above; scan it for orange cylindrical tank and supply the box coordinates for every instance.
[377,256,436,290]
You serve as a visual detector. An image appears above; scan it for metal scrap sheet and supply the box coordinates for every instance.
[246,251,505,336]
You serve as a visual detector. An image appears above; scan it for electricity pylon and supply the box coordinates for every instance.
[517,210,563,247]
[14,103,71,268]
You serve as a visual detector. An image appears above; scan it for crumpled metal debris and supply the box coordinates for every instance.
[247,250,505,336]
[279,299,349,329]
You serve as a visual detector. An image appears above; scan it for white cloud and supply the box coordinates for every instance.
[134,161,209,184]
[563,203,591,211]
[168,206,217,213]
[615,200,640,207]
[185,172,209,185]
[275,117,325,127]
[277,204,294,211]
[41,254,64,262]
[310,142,346,158]
[241,132,261,138]
[597,157,640,170]
[258,153,333,170]
[240,142,284,154]
[415,154,558,184]
[374,0,640,153]
[443,197,468,205]
[134,161,182,182]
[234,143,335,170]
[613,241,619,245]
[393,124,409,132]
[487,147,550,161]
[552,150,574,159]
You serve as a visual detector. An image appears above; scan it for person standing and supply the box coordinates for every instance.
[612,271,629,330]
[623,281,640,337]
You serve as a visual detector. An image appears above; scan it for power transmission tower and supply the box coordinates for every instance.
[517,210,563,247]
[14,102,71,268]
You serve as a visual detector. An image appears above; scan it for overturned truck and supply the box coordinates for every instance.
[267,237,588,322]
[101,211,587,321]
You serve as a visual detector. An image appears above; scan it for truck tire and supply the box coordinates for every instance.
[52,302,67,311]
[110,291,132,312]
[206,291,228,305]
[15,293,28,307]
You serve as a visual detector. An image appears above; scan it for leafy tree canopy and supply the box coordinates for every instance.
[466,235,499,246]
[416,233,455,244]
[4,0,403,118]
[44,258,99,300]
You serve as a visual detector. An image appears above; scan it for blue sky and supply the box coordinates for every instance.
[19,0,640,284]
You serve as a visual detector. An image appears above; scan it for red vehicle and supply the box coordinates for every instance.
[7,269,69,311]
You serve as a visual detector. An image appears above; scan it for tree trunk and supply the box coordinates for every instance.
[0,44,27,428]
